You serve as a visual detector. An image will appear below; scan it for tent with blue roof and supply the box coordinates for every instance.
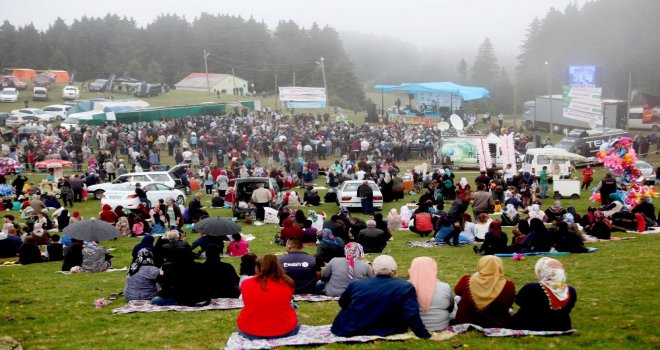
[373,82,490,101]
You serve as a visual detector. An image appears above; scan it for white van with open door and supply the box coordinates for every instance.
[521,148,586,179]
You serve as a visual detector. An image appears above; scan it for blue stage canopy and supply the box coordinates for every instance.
[374,82,490,101]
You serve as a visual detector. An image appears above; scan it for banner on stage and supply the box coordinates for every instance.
[284,101,326,109]
[415,91,462,110]
[395,116,439,126]
[562,85,602,125]
[279,87,326,102]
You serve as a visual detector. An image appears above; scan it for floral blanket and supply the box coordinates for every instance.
[224,323,575,350]
[495,247,598,257]
[405,240,473,248]
[112,294,338,315]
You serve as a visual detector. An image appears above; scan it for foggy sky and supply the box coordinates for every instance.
[2,0,588,55]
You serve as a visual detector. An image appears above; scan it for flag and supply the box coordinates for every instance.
[641,93,660,124]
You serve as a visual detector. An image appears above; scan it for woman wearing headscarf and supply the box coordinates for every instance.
[132,235,155,260]
[475,220,509,255]
[314,228,345,265]
[525,204,547,223]
[545,200,567,222]
[521,218,552,253]
[554,221,588,253]
[501,204,519,227]
[321,242,373,297]
[114,205,127,218]
[81,241,112,272]
[453,256,516,327]
[70,211,83,222]
[124,248,160,301]
[456,177,470,200]
[408,257,454,331]
[585,211,611,240]
[510,220,531,252]
[512,257,577,331]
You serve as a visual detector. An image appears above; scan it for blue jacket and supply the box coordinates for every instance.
[331,275,431,339]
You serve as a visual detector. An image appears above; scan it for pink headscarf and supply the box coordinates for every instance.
[408,256,438,313]
[343,242,364,279]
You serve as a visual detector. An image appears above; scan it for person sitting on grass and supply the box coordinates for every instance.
[237,254,300,339]
[190,231,225,258]
[152,243,211,307]
[150,214,166,235]
[201,244,240,298]
[81,241,112,272]
[315,229,345,266]
[474,220,509,255]
[321,242,373,297]
[239,253,258,286]
[330,254,432,339]
[279,238,321,295]
[408,256,454,331]
[357,220,388,253]
[226,233,250,257]
[512,257,577,331]
[521,218,552,253]
[61,239,83,272]
[124,248,160,301]
[409,205,434,237]
[18,235,44,265]
[453,256,516,328]
[301,219,318,246]
[47,234,64,261]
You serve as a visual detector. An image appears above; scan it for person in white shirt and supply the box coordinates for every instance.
[356,169,366,181]
[503,164,515,184]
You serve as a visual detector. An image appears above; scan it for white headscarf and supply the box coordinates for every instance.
[505,204,518,221]
[459,177,468,188]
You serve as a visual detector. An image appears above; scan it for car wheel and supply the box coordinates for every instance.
[94,190,105,200]
[176,195,185,205]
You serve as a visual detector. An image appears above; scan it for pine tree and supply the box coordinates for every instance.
[470,38,499,90]
[457,59,468,84]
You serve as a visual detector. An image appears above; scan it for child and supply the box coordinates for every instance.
[494,199,502,213]
[226,233,250,257]
[238,253,257,286]
[151,214,166,234]
[116,216,131,237]
[387,208,402,232]
[47,234,64,261]
[132,217,145,236]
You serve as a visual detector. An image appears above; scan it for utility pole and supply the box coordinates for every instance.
[319,57,327,105]
[293,71,296,87]
[545,61,553,137]
[203,49,210,94]
[274,73,278,110]
[626,71,632,130]
[231,68,237,96]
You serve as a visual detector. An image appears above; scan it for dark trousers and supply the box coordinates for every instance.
[255,203,266,221]
[107,173,116,182]
[73,189,83,202]
[443,222,461,246]
[409,225,433,237]
[62,193,73,207]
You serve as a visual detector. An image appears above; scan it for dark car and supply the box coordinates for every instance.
[231,177,283,218]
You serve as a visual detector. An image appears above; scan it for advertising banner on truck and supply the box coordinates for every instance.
[641,93,660,124]
[562,85,602,126]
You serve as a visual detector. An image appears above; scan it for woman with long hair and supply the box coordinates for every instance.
[237,254,300,339]
[475,220,508,255]
[521,218,552,252]
[408,257,454,331]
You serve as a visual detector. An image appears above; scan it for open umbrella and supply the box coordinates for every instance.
[35,159,73,169]
[62,219,119,241]
[194,217,241,236]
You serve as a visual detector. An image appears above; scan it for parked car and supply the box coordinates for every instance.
[61,85,80,100]
[336,180,383,210]
[133,83,162,98]
[101,183,186,209]
[11,108,54,122]
[42,105,71,120]
[89,79,108,92]
[0,88,19,103]
[5,114,38,128]
[87,165,186,199]
[231,177,283,218]
[60,116,81,131]
[32,87,48,101]
[635,160,656,185]
[0,76,27,90]
[32,72,56,89]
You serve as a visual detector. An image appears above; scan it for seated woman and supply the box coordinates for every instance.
[525,204,547,223]
[475,220,508,255]
[226,233,250,257]
[409,206,434,237]
[553,222,588,253]
[152,248,211,306]
[237,254,300,339]
[473,213,493,242]
[321,242,373,297]
[545,201,567,223]
[501,204,519,227]
[18,236,44,265]
[278,218,303,245]
[81,242,112,272]
[510,220,531,253]
[150,214,166,235]
[61,239,83,271]
[124,249,160,301]
[306,190,321,206]
[521,218,552,253]
[201,244,240,298]
[132,235,155,261]
[453,256,516,328]
[586,211,611,240]
[512,257,577,331]
[409,256,454,331]
[315,229,345,265]
[44,192,61,209]
[239,253,258,286]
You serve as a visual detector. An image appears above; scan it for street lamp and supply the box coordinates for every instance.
[544,61,553,137]
[203,49,211,94]
[316,57,327,107]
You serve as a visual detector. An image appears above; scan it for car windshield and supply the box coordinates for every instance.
[636,162,651,169]
[1,90,14,95]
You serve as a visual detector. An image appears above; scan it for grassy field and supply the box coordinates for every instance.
[1,165,659,350]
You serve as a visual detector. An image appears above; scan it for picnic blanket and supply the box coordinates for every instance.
[626,227,660,234]
[224,323,575,350]
[584,236,638,242]
[495,247,598,257]
[56,267,128,274]
[406,240,473,248]
[112,294,338,315]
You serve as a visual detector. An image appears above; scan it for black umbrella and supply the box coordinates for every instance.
[194,217,241,236]
[62,219,119,241]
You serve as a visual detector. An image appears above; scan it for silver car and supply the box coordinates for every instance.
[635,160,656,185]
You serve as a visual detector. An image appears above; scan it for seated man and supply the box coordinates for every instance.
[331,255,431,339]
[357,220,388,253]
[278,238,320,294]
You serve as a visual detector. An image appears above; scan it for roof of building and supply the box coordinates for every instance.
[174,73,239,89]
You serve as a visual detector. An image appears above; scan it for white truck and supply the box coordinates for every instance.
[522,95,627,135]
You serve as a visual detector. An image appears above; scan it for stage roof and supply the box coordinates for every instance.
[374,82,490,101]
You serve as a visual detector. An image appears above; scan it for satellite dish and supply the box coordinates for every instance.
[437,122,450,131]
[450,114,464,131]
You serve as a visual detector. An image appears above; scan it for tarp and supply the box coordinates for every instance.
[374,82,490,101]
[48,70,70,83]
[11,69,37,80]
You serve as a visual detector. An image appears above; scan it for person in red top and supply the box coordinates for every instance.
[409,207,434,237]
[279,218,303,244]
[237,254,300,339]
[453,255,516,328]
[98,204,118,224]
[581,165,594,190]
[226,233,250,257]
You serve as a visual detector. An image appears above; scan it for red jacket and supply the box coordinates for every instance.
[98,204,118,224]
[414,212,433,232]
[582,168,594,183]
[237,277,298,337]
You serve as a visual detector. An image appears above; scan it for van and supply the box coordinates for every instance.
[86,164,186,199]
[231,177,283,218]
[520,148,586,179]
[32,87,48,101]
[627,107,658,131]
[555,128,630,158]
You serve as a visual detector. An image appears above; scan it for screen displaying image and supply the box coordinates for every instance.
[567,65,601,88]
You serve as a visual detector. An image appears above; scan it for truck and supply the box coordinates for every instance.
[522,95,627,135]
[440,134,521,170]
[555,128,630,159]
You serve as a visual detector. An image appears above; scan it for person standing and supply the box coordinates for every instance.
[70,175,84,203]
[497,113,504,129]
[105,160,116,182]
[539,166,550,198]
[250,183,272,222]
[356,180,374,215]
[472,184,494,219]
[581,165,594,190]
[444,190,472,246]
[596,173,616,206]
[11,175,27,200]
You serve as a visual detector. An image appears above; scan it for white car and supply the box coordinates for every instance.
[635,160,656,185]
[0,88,19,103]
[61,86,80,100]
[101,183,186,209]
[42,105,72,120]
[88,166,185,199]
[11,108,55,122]
[336,180,383,209]
[5,114,38,128]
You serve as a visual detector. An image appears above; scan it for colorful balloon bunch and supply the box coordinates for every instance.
[40,135,63,153]
[0,184,13,196]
